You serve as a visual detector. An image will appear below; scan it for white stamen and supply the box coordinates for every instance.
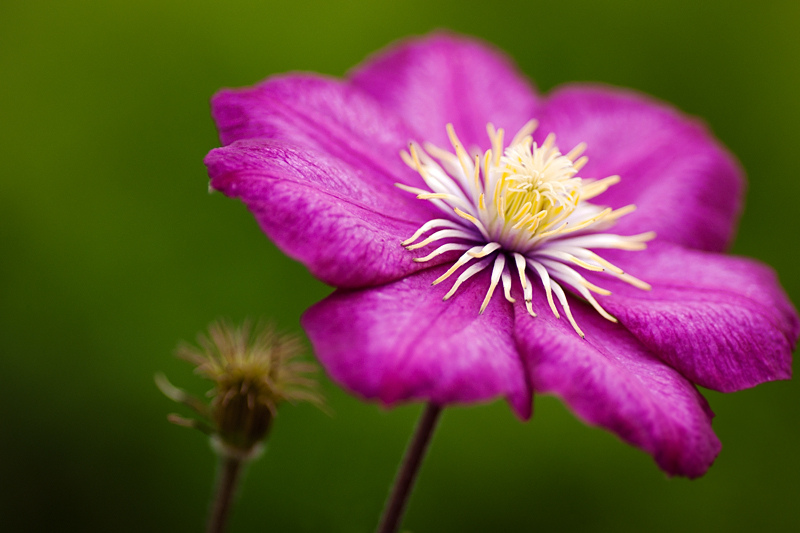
[406,228,476,251]
[443,258,492,300]
[510,119,538,147]
[433,246,486,285]
[528,259,560,318]
[540,259,617,322]
[454,207,491,240]
[523,274,536,317]
[480,254,507,313]
[413,243,472,263]
[501,267,515,303]
[468,242,502,258]
[402,218,464,246]
[396,122,653,336]
[535,249,605,272]
[554,231,656,250]
[513,252,528,290]
[549,280,585,338]
[613,271,652,291]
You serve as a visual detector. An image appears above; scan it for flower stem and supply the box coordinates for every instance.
[377,403,443,533]
[207,455,244,533]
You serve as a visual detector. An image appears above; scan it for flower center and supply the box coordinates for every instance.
[397,121,655,338]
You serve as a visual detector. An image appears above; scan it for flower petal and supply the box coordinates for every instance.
[589,241,798,392]
[536,85,744,252]
[206,139,456,288]
[302,265,532,419]
[514,293,721,478]
[350,33,539,150]
[211,75,426,189]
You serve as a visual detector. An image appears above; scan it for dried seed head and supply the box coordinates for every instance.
[158,319,323,458]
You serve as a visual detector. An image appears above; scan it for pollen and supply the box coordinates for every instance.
[398,121,655,337]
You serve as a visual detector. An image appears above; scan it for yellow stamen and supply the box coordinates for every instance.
[395,121,653,337]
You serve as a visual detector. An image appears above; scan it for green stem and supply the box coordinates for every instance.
[376,403,443,533]
[206,455,244,533]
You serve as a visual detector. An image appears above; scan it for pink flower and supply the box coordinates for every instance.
[205,33,798,477]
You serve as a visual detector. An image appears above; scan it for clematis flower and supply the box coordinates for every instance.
[205,33,798,477]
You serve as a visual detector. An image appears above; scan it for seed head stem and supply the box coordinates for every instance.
[207,455,245,533]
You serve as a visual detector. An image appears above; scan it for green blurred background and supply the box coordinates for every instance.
[2,0,798,531]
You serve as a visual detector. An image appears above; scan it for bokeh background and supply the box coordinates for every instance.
[2,0,799,531]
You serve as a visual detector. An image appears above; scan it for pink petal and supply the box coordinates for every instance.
[350,32,539,150]
[302,265,532,419]
[537,85,744,252]
[206,139,455,288]
[589,241,798,392]
[514,293,721,478]
[211,75,427,190]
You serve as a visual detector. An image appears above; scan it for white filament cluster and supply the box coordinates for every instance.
[398,120,655,337]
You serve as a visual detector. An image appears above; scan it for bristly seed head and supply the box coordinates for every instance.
[398,121,655,338]
[157,319,323,459]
